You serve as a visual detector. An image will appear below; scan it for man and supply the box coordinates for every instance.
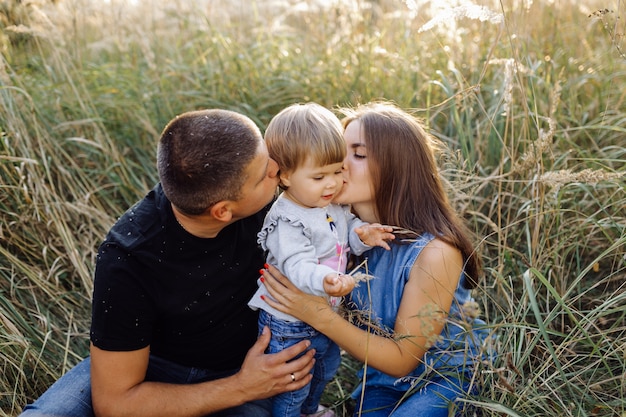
[21,109,315,417]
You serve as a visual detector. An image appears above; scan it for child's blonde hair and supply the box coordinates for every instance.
[265,103,346,173]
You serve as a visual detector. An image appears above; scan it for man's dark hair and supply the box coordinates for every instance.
[157,109,261,215]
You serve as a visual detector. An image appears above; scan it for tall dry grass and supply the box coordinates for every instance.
[1,0,624,415]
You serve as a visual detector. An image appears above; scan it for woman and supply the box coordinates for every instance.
[261,101,492,416]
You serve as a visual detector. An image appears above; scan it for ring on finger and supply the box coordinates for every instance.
[290,373,296,382]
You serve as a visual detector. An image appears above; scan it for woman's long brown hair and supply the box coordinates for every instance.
[340,102,482,288]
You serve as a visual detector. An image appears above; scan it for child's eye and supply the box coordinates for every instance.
[354,153,366,159]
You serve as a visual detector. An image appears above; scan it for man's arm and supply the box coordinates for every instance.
[91,326,315,417]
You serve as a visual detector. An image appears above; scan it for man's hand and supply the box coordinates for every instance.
[232,326,316,399]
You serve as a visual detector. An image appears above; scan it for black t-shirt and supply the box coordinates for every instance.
[90,184,268,370]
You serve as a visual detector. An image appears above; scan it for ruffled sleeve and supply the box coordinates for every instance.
[258,198,335,296]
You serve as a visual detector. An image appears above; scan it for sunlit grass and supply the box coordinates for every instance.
[1,0,625,415]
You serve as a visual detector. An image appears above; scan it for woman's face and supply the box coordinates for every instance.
[333,120,377,222]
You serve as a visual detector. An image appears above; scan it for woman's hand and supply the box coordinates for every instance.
[261,264,335,326]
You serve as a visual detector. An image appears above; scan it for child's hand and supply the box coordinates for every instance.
[323,273,356,297]
[356,223,395,250]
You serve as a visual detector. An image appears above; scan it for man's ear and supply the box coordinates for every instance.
[209,201,233,223]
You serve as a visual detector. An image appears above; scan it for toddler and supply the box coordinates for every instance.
[248,102,393,417]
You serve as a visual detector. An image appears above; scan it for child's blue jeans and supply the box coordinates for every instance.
[258,309,341,417]
[19,354,272,417]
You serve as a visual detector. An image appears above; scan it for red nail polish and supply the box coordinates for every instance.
[260,295,265,300]
[259,269,264,275]
[260,277,265,283]
[264,263,269,269]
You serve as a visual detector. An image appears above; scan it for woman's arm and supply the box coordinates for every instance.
[261,238,461,377]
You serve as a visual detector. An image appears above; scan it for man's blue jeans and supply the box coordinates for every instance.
[19,355,271,417]
[258,310,341,417]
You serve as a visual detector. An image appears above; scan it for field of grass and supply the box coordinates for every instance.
[1,0,625,415]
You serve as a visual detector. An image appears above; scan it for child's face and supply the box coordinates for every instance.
[280,157,344,208]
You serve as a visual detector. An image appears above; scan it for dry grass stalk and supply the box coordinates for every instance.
[540,169,625,191]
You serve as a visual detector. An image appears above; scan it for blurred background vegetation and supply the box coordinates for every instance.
[0,0,624,415]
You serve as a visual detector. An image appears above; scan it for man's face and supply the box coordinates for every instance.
[231,139,279,219]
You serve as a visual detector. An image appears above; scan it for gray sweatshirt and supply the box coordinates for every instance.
[248,194,370,322]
